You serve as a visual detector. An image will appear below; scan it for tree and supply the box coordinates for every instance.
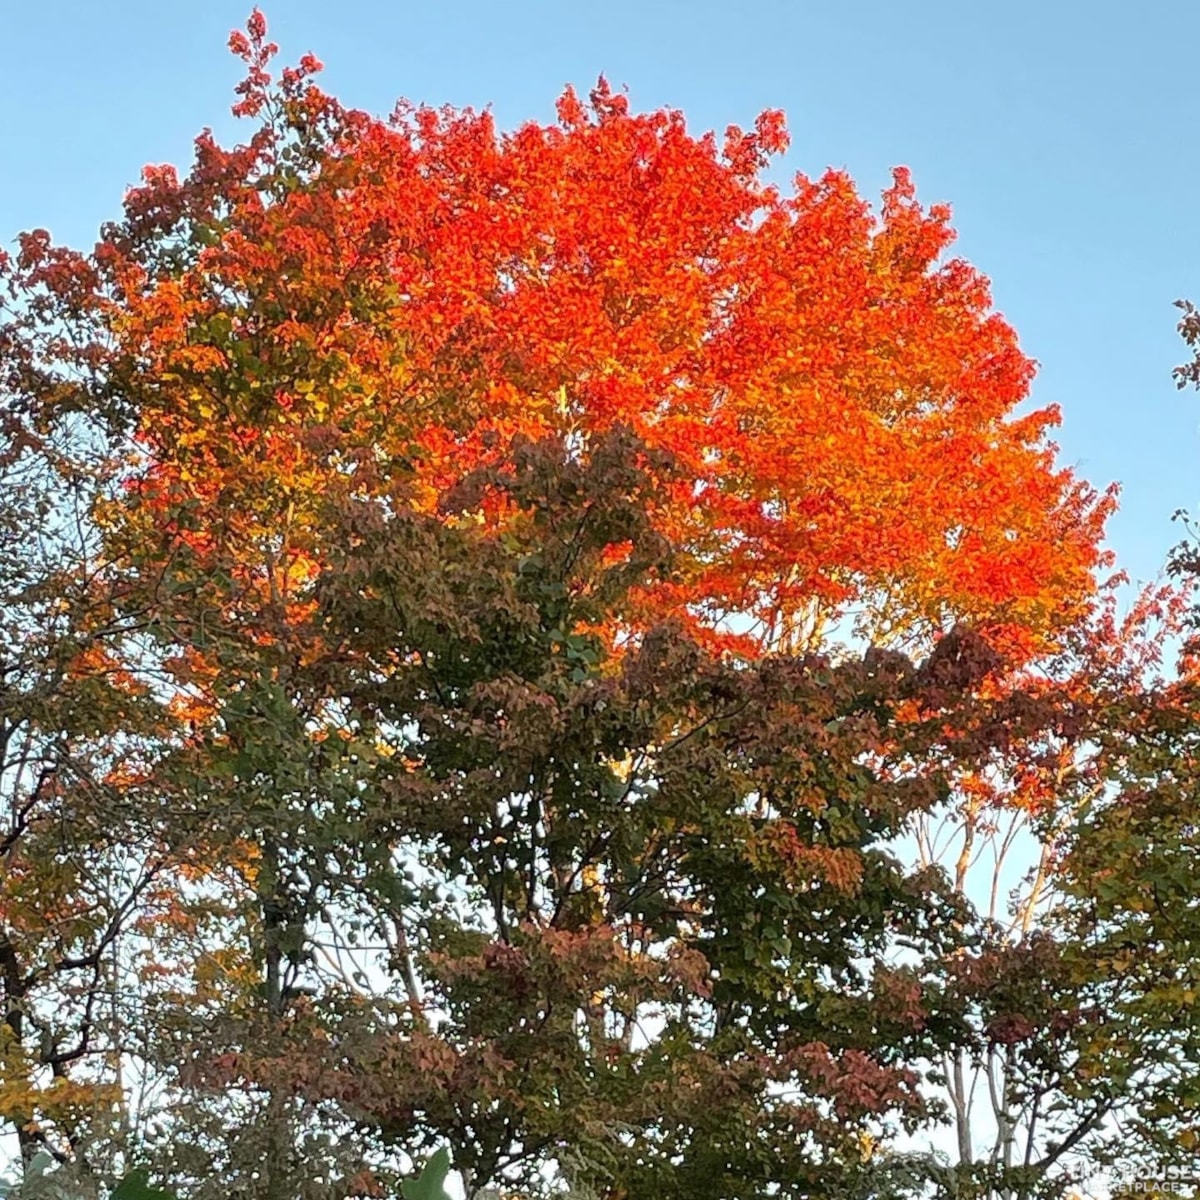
[895,579,1192,1200]
[92,11,1111,661]
[130,429,1034,1200]
[0,280,177,1188]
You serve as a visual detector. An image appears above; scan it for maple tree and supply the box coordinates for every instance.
[77,10,1112,662]
[0,9,1189,1200]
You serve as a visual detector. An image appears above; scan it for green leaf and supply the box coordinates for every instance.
[111,1170,177,1200]
[24,1154,55,1180]
[401,1149,452,1200]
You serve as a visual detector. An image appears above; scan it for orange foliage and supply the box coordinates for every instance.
[56,11,1113,656]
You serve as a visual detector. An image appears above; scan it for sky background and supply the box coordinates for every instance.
[3,0,1197,591]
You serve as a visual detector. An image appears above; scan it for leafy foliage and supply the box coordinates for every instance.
[0,8,1194,1200]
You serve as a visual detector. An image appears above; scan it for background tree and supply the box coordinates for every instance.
[0,258,177,1190]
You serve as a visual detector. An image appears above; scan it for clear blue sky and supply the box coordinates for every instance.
[5,0,1196,587]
